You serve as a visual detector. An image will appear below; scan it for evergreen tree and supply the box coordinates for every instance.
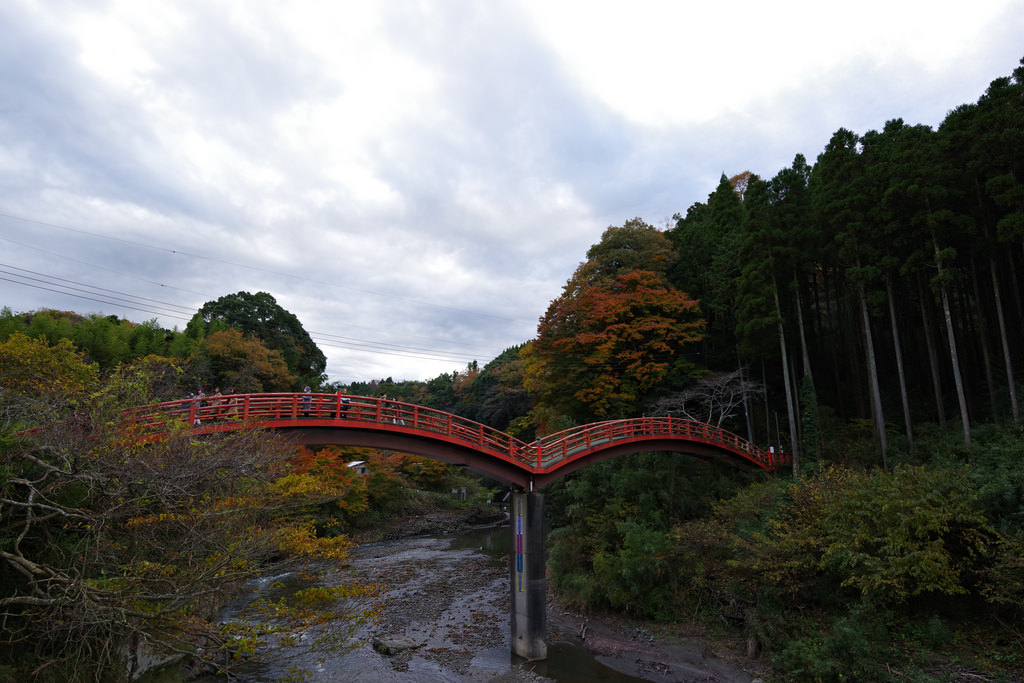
[190,291,326,387]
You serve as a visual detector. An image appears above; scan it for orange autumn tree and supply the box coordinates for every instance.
[523,269,705,424]
[285,445,371,523]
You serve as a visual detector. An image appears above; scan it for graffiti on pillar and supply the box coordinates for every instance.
[514,496,524,592]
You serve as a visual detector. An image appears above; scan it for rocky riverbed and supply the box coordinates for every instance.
[237,521,767,683]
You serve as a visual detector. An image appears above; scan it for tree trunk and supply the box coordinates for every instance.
[886,274,913,450]
[772,273,800,476]
[934,236,971,445]
[794,280,813,381]
[762,361,771,444]
[918,273,946,428]
[858,280,887,468]
[991,256,1019,423]
[1007,251,1024,338]
[825,265,847,418]
[969,259,997,417]
[737,346,755,442]
[794,278,820,459]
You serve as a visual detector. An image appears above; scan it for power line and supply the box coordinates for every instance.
[0,267,501,365]
[0,210,519,322]
[2,267,695,374]
[314,339,479,365]
[0,234,208,298]
[0,274,193,323]
[0,232,522,352]
[0,263,196,316]
[308,328,500,360]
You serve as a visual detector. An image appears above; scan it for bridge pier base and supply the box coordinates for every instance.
[510,490,547,661]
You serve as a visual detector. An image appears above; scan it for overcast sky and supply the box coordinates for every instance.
[2,1,1022,385]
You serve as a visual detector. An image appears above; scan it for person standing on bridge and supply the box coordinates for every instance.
[194,389,206,425]
[302,386,312,417]
[210,387,223,419]
[224,387,239,419]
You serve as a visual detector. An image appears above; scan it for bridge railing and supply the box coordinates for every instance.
[125,393,535,465]
[125,394,785,472]
[537,416,781,469]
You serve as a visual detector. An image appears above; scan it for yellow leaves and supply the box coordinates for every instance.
[274,521,353,561]
[274,472,349,499]
[282,448,375,517]
[203,328,292,392]
[125,511,196,527]
[0,331,98,399]
[125,559,179,580]
[208,493,265,512]
[85,575,128,591]
[291,585,348,609]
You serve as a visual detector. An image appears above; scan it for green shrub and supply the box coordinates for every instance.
[774,607,890,682]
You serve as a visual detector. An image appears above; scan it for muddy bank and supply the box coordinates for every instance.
[546,599,771,683]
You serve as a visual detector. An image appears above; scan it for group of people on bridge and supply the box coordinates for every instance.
[184,387,239,424]
[182,388,363,425]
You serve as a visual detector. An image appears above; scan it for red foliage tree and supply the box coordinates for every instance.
[524,270,705,423]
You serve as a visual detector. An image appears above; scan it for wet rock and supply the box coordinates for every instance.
[371,634,423,655]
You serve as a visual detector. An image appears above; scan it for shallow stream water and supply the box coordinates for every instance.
[214,523,651,682]
[204,522,756,682]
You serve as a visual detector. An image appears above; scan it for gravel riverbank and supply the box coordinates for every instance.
[332,521,768,683]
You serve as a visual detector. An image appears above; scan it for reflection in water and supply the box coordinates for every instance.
[446,522,512,560]
[531,643,647,683]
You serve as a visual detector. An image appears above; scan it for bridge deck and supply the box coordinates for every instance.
[125,392,788,486]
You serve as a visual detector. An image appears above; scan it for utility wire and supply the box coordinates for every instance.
[1,233,516,352]
[0,268,499,364]
[0,263,196,316]
[0,275,193,322]
[3,268,690,371]
[0,211,519,322]
[0,234,208,298]
[308,328,500,360]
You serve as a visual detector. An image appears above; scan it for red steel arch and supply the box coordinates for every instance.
[127,392,789,488]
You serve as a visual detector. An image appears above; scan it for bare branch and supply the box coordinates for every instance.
[650,368,763,429]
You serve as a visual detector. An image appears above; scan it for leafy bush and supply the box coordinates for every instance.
[774,607,890,682]
[546,453,753,616]
[663,461,1024,679]
[591,521,678,618]
[748,465,998,605]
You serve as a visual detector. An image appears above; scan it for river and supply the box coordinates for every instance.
[211,524,756,682]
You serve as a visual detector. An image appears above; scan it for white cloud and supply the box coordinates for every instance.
[520,0,1021,126]
[1,0,1022,383]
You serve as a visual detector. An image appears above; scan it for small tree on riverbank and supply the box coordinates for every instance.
[0,340,376,682]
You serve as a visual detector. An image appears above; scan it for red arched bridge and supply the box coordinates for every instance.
[127,392,789,488]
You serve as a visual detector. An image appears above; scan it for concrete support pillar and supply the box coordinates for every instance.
[510,490,547,660]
